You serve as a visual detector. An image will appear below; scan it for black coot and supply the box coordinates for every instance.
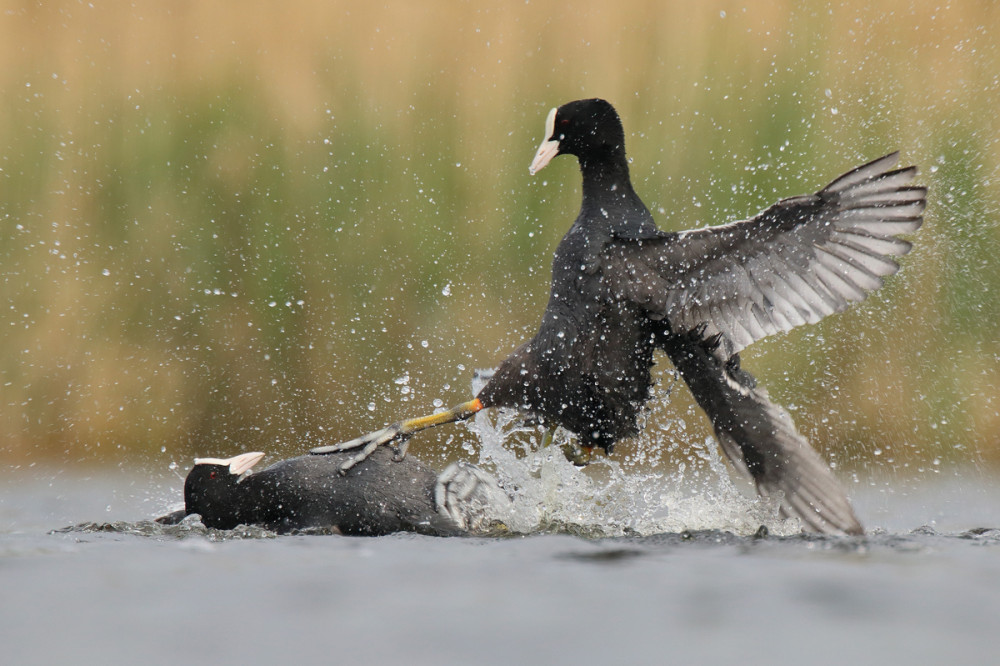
[314,99,925,536]
[157,445,509,536]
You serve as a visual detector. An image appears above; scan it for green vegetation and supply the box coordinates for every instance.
[1,2,998,472]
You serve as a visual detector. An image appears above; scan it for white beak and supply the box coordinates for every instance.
[529,107,560,175]
[193,451,266,476]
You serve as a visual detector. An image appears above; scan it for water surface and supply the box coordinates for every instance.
[2,463,998,665]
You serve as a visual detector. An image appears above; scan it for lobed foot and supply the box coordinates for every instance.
[435,461,512,534]
[311,424,408,474]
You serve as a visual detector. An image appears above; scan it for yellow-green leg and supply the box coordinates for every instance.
[312,398,485,473]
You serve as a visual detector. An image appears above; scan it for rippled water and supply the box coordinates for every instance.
[3,441,999,666]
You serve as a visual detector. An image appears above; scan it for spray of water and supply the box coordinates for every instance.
[464,397,802,538]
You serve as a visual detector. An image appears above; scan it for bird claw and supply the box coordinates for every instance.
[310,398,483,474]
[390,435,412,462]
[310,424,406,475]
[334,440,376,475]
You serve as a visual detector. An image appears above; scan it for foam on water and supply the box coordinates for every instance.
[465,407,803,538]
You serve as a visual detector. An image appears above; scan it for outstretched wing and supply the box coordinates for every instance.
[609,153,926,357]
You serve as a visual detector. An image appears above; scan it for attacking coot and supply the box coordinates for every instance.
[314,99,925,536]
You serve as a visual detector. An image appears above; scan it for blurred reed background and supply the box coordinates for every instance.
[1,1,998,478]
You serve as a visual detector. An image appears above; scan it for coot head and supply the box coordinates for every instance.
[184,451,264,528]
[529,98,626,174]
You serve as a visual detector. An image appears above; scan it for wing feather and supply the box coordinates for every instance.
[608,152,925,356]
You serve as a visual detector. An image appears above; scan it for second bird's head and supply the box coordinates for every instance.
[529,98,626,175]
[184,451,265,525]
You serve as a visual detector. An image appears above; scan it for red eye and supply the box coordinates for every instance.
[209,471,218,480]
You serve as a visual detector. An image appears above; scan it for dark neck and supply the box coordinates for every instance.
[579,152,641,209]
[576,149,659,239]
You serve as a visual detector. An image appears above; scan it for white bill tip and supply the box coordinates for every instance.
[193,451,265,476]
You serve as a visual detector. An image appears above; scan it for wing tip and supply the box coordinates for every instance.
[822,151,918,196]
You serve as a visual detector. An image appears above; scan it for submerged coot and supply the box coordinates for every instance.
[158,446,510,535]
[314,99,925,536]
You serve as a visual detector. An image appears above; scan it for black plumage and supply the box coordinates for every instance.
[160,446,508,535]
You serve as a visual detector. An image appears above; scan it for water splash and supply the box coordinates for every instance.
[465,408,802,537]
